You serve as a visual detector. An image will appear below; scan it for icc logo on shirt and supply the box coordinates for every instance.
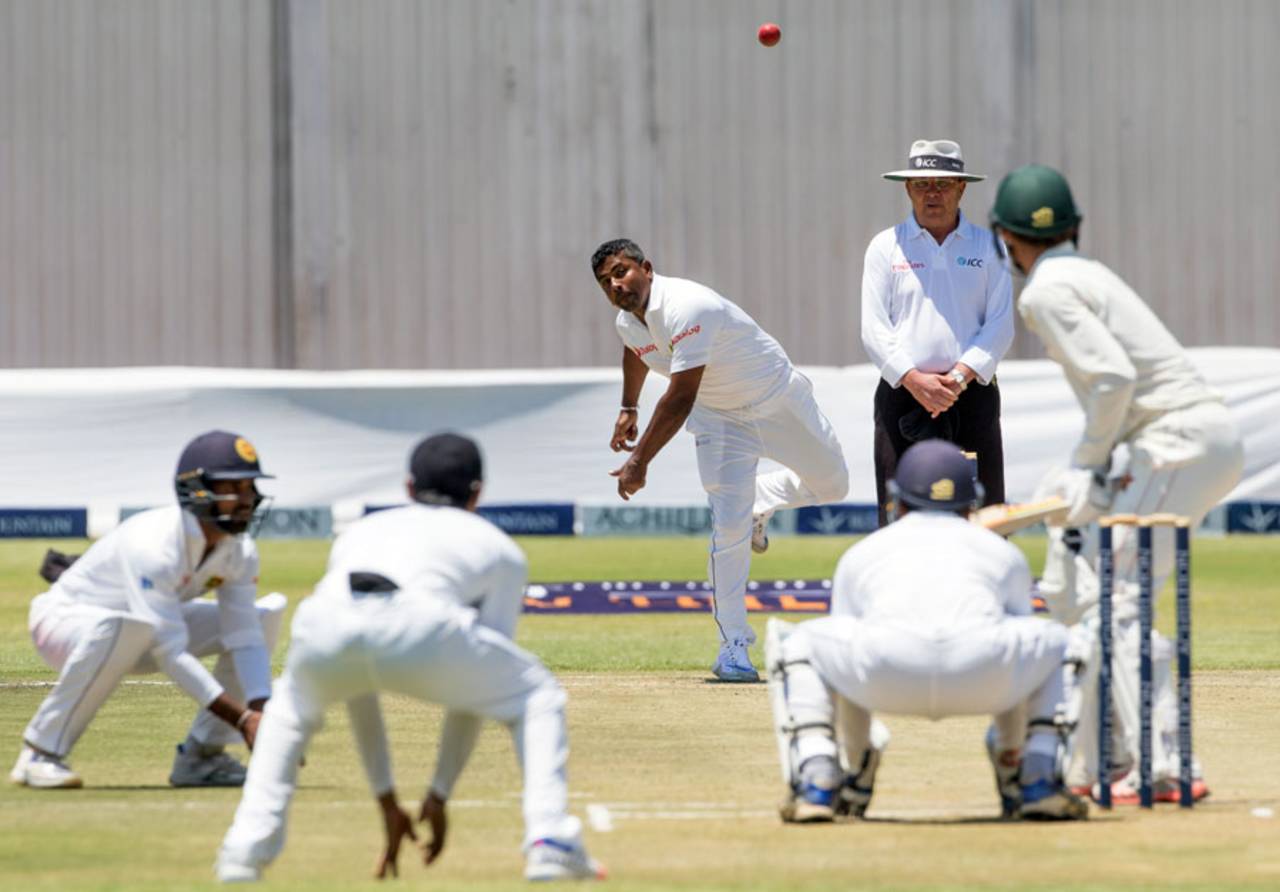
[956,257,984,268]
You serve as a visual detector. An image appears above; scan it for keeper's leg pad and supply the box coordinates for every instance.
[765,619,837,789]
[24,615,155,757]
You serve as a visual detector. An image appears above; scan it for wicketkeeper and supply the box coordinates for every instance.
[989,165,1244,803]
[766,440,1086,822]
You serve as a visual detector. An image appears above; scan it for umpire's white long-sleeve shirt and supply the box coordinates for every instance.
[1017,244,1220,472]
[311,503,528,797]
[861,212,1014,387]
[47,506,269,706]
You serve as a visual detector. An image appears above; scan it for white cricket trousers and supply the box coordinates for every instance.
[23,591,286,757]
[781,615,1068,769]
[1036,400,1242,784]
[687,370,848,644]
[220,592,579,871]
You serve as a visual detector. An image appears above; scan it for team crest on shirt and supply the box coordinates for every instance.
[203,576,225,591]
[930,478,955,501]
[234,438,258,463]
[1030,206,1055,229]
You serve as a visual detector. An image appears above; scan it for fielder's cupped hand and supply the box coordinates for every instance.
[610,410,638,452]
[610,458,646,500]
[419,791,448,865]
[374,792,421,879]
[239,710,262,750]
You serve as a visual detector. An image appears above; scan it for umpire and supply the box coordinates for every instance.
[861,139,1014,525]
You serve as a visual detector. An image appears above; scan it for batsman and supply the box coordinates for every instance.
[989,165,1244,803]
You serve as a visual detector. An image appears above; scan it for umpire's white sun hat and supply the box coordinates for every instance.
[882,139,986,182]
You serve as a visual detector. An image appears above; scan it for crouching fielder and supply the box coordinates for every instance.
[217,433,603,884]
[767,440,1086,822]
[11,430,285,790]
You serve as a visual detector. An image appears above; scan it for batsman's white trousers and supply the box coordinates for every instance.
[23,591,286,757]
[688,370,848,644]
[780,615,1068,770]
[220,591,579,871]
[1037,400,1241,784]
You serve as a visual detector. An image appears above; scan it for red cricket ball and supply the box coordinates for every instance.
[758,22,781,47]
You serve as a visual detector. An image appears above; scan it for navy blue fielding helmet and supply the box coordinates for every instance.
[889,439,984,512]
[175,430,273,534]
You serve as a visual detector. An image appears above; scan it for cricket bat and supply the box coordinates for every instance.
[973,496,1070,535]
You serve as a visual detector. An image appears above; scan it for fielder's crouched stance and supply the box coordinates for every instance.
[766,440,1087,822]
[11,430,285,790]
[218,434,603,884]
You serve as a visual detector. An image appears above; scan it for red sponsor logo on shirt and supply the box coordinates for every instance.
[632,343,658,357]
[670,324,701,348]
[892,261,926,271]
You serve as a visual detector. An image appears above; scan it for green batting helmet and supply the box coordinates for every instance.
[989,164,1082,238]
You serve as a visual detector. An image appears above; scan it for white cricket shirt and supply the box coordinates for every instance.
[48,506,264,705]
[315,503,528,638]
[861,211,1014,387]
[614,273,792,411]
[308,502,529,797]
[831,511,1032,631]
[1018,244,1221,472]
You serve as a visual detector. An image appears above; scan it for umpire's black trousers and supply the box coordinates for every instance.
[873,377,1006,527]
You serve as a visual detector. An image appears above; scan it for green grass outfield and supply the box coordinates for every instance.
[1,535,1278,891]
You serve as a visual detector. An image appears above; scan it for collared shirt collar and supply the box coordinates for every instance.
[905,209,972,243]
[642,272,666,321]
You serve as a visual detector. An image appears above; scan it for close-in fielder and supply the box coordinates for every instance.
[767,440,1086,822]
[989,165,1244,802]
[217,433,603,884]
[593,238,849,682]
[10,430,285,789]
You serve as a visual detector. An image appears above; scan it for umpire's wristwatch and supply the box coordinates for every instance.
[948,369,968,390]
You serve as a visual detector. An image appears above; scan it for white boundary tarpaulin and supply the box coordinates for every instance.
[1,348,1278,512]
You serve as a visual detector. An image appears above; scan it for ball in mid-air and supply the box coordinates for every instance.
[757,22,781,47]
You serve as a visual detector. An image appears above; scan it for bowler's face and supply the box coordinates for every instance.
[906,178,966,230]
[595,254,653,315]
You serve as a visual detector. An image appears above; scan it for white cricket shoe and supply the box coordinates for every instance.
[780,756,839,823]
[524,839,606,882]
[169,743,247,788]
[751,512,771,554]
[215,856,262,883]
[10,746,83,789]
[711,638,759,682]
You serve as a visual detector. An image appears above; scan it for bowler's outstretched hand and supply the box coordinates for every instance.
[610,458,646,500]
[610,409,639,452]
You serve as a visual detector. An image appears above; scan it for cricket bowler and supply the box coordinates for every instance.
[592,238,849,682]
